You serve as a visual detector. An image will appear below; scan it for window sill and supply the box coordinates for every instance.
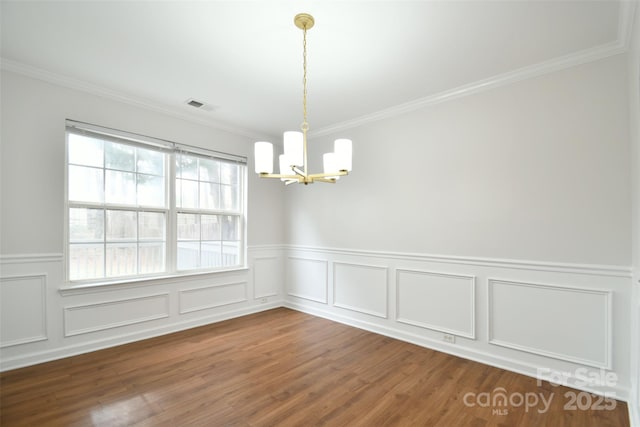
[59,267,250,296]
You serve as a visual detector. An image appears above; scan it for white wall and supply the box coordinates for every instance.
[284,54,634,401]
[287,55,630,266]
[0,70,286,369]
[628,5,640,426]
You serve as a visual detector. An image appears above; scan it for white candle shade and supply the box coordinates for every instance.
[254,141,273,174]
[323,152,340,180]
[283,131,303,167]
[334,139,352,171]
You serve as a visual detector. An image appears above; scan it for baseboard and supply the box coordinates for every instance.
[0,301,283,372]
[284,301,630,402]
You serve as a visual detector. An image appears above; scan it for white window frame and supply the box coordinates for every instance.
[64,120,248,286]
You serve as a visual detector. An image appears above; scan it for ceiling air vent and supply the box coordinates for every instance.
[187,99,204,108]
[185,99,216,112]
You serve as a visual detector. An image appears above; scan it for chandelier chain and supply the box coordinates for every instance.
[301,26,309,132]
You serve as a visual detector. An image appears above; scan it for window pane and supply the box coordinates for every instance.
[69,243,104,280]
[106,243,137,277]
[222,241,240,266]
[139,243,165,274]
[201,215,220,240]
[177,242,199,270]
[200,182,220,210]
[177,213,199,240]
[177,154,198,180]
[199,158,219,182]
[137,147,164,176]
[220,163,239,185]
[106,210,137,241]
[220,185,238,211]
[176,179,198,208]
[105,141,135,172]
[201,241,221,268]
[137,174,165,207]
[69,208,104,242]
[68,134,103,167]
[69,165,104,203]
[139,212,165,240]
[222,215,239,241]
[106,170,136,205]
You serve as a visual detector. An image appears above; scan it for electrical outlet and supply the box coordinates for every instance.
[443,334,456,344]
[260,297,268,304]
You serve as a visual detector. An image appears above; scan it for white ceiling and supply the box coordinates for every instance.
[0,1,632,140]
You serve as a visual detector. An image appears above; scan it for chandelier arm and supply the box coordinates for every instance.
[307,170,349,179]
[291,166,306,177]
[259,173,303,181]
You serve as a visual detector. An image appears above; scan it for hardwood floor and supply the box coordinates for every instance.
[0,308,630,426]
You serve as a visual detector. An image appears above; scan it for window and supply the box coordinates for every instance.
[66,121,246,283]
[175,153,242,270]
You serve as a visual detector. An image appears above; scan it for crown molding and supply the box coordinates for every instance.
[0,58,272,142]
[311,0,638,138]
[311,40,626,138]
[2,1,635,142]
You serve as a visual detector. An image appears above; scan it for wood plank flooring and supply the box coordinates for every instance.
[0,308,630,426]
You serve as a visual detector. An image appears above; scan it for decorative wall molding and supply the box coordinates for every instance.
[58,267,250,296]
[285,300,630,401]
[0,59,270,141]
[310,0,638,139]
[1,302,283,372]
[179,281,248,314]
[283,245,631,401]
[488,279,612,369]
[396,269,475,339]
[253,256,282,299]
[3,1,636,144]
[286,257,328,303]
[311,43,629,137]
[64,293,170,337]
[248,244,286,252]
[0,274,48,348]
[0,253,63,264]
[333,262,388,318]
[286,245,631,278]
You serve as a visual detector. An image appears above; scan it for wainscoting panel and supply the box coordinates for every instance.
[333,262,388,318]
[253,257,282,299]
[0,247,285,371]
[64,294,170,337]
[0,275,47,347]
[284,245,631,399]
[179,282,248,314]
[287,257,328,303]
[396,269,475,338]
[488,279,611,369]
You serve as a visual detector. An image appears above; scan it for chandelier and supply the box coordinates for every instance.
[254,13,352,185]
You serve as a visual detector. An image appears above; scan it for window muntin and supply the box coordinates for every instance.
[66,123,246,284]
